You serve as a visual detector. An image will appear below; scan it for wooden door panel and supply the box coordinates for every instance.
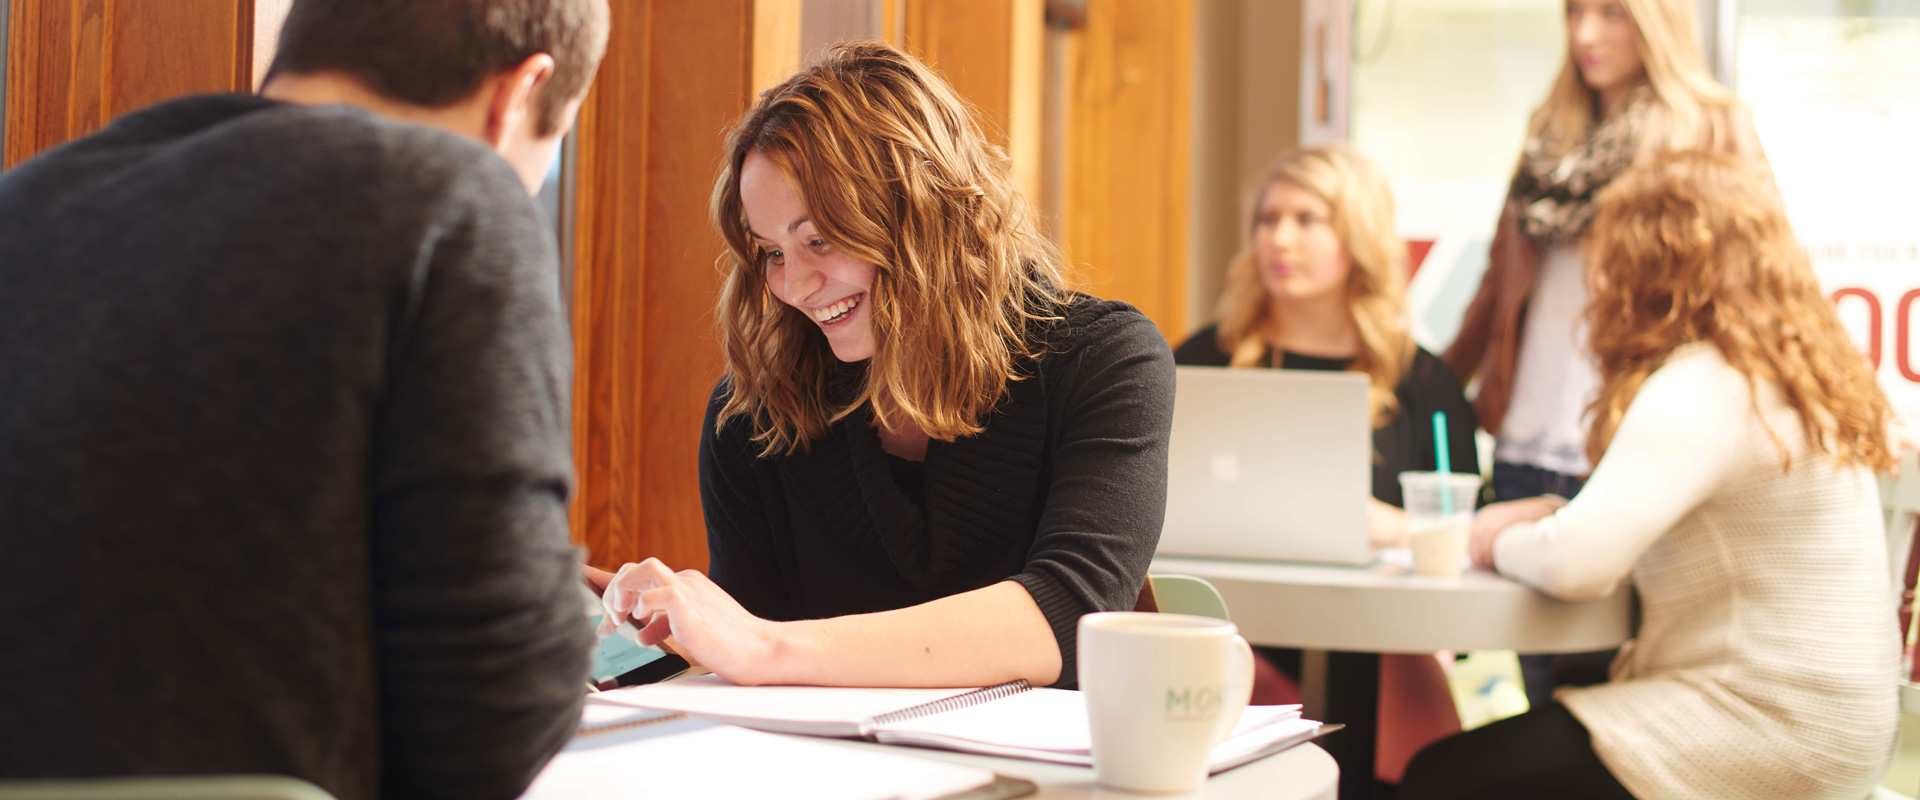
[5,0,253,168]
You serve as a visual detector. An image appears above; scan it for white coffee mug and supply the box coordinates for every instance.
[1077,612,1256,793]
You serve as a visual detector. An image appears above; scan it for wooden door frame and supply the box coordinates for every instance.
[568,0,798,572]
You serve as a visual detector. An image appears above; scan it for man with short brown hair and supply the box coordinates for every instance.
[0,2,609,798]
[264,0,608,188]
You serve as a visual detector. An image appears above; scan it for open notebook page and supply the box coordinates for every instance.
[592,674,980,737]
[524,722,997,800]
[872,687,1312,770]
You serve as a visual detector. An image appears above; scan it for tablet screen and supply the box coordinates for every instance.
[583,585,689,686]
[589,612,678,683]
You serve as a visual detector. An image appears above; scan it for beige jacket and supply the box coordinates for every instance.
[1496,346,1898,799]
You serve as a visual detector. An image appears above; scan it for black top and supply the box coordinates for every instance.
[700,298,1176,688]
[1173,324,1479,506]
[0,95,590,800]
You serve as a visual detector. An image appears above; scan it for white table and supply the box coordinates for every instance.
[1150,556,1632,655]
[530,715,1338,800]
[1152,555,1632,799]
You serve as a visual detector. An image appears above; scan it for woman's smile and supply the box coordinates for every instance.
[810,292,865,329]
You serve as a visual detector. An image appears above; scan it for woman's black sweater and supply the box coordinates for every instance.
[699,298,1176,687]
[1172,324,1479,506]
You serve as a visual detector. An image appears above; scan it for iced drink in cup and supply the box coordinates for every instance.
[1397,472,1482,578]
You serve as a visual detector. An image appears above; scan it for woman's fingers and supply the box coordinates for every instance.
[1469,504,1510,540]
[600,565,637,620]
[636,610,675,647]
[601,558,682,623]
[635,584,683,633]
[582,564,616,594]
[590,563,758,678]
[1469,526,1498,569]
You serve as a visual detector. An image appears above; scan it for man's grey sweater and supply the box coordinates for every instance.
[0,94,592,800]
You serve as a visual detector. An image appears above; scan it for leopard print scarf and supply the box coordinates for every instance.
[1509,87,1652,246]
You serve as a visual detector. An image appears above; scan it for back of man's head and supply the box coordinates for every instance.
[266,0,609,136]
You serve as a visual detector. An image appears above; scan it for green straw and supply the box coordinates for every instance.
[1433,411,1454,514]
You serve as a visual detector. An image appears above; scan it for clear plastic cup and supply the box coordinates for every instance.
[1397,472,1482,578]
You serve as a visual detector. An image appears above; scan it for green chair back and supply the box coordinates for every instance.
[1149,573,1230,621]
[0,776,337,800]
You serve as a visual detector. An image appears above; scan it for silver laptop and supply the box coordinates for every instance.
[1157,367,1372,565]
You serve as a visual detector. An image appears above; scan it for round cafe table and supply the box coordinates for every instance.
[1150,555,1633,799]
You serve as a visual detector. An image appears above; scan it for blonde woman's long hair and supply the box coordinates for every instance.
[1583,150,1892,471]
[1215,145,1413,427]
[1530,0,1746,158]
[710,41,1068,456]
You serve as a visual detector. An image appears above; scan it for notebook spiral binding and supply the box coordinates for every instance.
[866,679,1033,730]
[576,710,689,738]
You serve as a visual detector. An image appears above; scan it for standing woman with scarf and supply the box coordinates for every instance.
[1443,0,1768,708]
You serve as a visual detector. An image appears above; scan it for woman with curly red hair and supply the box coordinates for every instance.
[1401,150,1898,800]
[1446,0,1773,709]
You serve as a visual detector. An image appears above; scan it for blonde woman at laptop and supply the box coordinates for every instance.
[1172,144,1475,785]
[1173,144,1478,547]
[586,42,1175,691]
[1401,152,1898,800]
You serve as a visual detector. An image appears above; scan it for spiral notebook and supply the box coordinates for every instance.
[591,674,1026,737]
[592,674,1333,773]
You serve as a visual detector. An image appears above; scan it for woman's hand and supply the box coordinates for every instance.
[1468,497,1564,569]
[581,564,615,596]
[1367,499,1409,548]
[599,558,783,684]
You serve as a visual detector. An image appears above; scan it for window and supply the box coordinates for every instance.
[1347,0,1564,350]
[1736,0,1920,416]
[535,132,577,316]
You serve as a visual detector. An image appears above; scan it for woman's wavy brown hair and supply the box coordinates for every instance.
[1583,150,1891,470]
[710,41,1068,456]
[1215,145,1413,427]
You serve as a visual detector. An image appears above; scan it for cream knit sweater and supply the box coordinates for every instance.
[1494,344,1899,800]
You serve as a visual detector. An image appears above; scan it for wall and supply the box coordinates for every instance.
[1185,0,1304,340]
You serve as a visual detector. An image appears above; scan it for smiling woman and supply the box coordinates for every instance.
[738,150,880,363]
[589,40,1177,692]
